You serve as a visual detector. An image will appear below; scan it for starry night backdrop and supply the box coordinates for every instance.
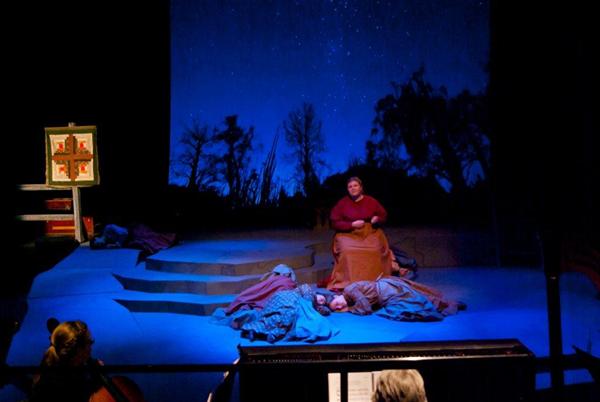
[4,0,593,266]
[169,0,489,192]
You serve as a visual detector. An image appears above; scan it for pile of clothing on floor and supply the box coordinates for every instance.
[90,223,177,262]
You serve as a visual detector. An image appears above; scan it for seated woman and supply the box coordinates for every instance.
[327,176,394,290]
[30,320,100,402]
[327,276,466,321]
[31,319,145,402]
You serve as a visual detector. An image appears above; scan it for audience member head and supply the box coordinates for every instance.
[371,369,428,402]
[42,320,94,367]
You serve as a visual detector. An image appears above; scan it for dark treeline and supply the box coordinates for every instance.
[165,68,491,234]
[161,164,491,235]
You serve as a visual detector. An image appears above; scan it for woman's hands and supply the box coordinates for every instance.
[351,219,365,228]
[352,215,379,228]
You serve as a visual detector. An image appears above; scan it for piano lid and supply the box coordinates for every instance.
[238,339,535,364]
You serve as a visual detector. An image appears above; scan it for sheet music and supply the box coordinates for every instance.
[328,371,381,402]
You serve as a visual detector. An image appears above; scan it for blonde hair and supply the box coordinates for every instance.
[42,320,93,367]
[372,369,428,402]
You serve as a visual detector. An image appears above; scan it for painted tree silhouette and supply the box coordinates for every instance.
[215,115,256,206]
[171,119,218,191]
[369,67,489,193]
[259,130,279,206]
[283,102,325,198]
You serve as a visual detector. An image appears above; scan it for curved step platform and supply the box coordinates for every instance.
[112,238,333,315]
[113,265,330,296]
[145,239,316,275]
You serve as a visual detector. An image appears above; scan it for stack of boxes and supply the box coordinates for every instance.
[44,198,94,238]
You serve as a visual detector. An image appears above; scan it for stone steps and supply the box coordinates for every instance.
[145,239,316,275]
[113,264,331,296]
[111,238,333,315]
[113,291,236,316]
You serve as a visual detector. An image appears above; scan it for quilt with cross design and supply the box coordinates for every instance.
[45,125,99,186]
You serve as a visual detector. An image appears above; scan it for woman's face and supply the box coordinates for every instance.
[329,295,348,312]
[347,180,363,198]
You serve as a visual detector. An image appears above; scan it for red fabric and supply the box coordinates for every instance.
[224,275,297,314]
[317,273,333,288]
[327,224,393,291]
[128,224,177,255]
[330,195,388,232]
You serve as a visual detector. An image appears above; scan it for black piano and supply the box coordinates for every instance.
[237,339,536,402]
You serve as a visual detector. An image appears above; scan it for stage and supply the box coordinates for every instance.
[2,228,599,402]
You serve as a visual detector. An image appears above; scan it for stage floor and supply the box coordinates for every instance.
[2,230,599,402]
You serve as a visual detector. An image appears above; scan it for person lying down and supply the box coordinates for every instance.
[211,265,339,343]
[212,266,465,343]
[326,275,466,321]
